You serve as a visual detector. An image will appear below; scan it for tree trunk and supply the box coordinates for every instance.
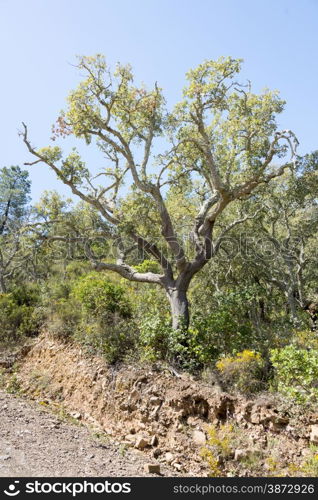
[0,273,6,294]
[167,288,189,330]
[286,289,298,325]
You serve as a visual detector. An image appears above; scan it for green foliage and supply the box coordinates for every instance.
[72,272,132,320]
[74,317,137,364]
[139,313,173,361]
[0,165,31,231]
[189,310,253,362]
[0,286,43,342]
[133,260,161,274]
[270,345,318,404]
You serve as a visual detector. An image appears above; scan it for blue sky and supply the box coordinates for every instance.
[1,0,317,201]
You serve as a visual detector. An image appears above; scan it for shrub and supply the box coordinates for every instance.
[0,290,44,342]
[190,311,254,362]
[139,313,172,361]
[216,350,267,393]
[270,345,318,404]
[72,272,132,321]
[74,318,138,364]
[200,423,237,477]
[47,298,81,339]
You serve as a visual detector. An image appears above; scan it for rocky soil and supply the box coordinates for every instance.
[0,389,181,477]
[1,334,318,477]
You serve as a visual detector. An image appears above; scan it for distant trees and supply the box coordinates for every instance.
[0,166,31,292]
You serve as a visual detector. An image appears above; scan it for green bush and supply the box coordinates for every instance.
[47,298,81,339]
[74,317,138,364]
[0,290,44,342]
[215,350,267,393]
[139,313,172,361]
[270,345,318,404]
[72,272,132,321]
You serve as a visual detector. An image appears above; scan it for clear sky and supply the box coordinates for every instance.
[1,0,317,201]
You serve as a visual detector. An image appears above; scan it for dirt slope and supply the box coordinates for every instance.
[2,334,318,477]
[0,390,178,477]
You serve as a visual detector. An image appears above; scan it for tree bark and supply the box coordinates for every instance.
[167,288,190,330]
[286,289,298,325]
[0,273,7,294]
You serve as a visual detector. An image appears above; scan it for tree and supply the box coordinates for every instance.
[0,166,31,292]
[22,55,298,331]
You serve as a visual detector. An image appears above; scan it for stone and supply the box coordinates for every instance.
[129,389,141,402]
[144,463,161,474]
[310,425,318,444]
[269,421,283,433]
[70,412,81,419]
[149,396,162,406]
[250,412,261,424]
[234,449,249,461]
[192,430,206,446]
[165,452,174,464]
[152,448,162,458]
[173,462,182,471]
[150,435,158,446]
[135,437,149,450]
[124,434,136,443]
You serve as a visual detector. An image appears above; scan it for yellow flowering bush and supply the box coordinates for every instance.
[216,350,266,393]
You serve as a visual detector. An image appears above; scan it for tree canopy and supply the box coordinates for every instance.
[22,55,300,330]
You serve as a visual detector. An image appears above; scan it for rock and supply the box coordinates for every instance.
[310,425,318,444]
[269,421,284,433]
[234,449,249,461]
[70,412,81,419]
[192,430,206,446]
[135,437,149,450]
[0,455,11,461]
[124,434,136,443]
[152,448,162,458]
[129,389,141,403]
[144,463,161,474]
[150,435,158,446]
[173,462,182,471]
[150,405,161,418]
[165,452,174,464]
[149,396,162,406]
[250,412,261,424]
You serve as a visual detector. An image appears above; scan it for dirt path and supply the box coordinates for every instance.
[0,390,176,477]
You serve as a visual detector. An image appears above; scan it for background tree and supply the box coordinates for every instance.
[0,166,31,292]
[22,55,298,331]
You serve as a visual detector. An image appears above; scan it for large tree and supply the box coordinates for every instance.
[22,55,298,330]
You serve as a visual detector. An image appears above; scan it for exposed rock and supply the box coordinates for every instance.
[310,425,318,444]
[152,448,162,458]
[150,435,158,446]
[192,430,206,446]
[173,462,183,471]
[234,449,252,461]
[165,452,174,464]
[144,463,161,474]
[135,437,149,450]
[70,412,81,420]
